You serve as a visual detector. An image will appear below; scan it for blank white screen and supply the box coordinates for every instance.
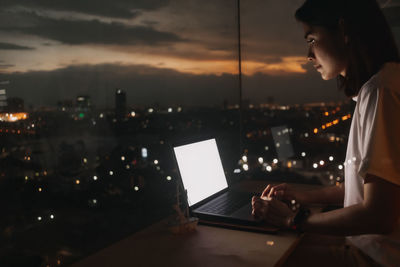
[174,139,228,206]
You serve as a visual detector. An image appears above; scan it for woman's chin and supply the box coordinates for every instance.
[320,72,335,80]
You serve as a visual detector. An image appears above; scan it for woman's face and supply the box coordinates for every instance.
[302,22,348,80]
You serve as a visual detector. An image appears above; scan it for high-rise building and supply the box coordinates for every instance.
[76,95,91,110]
[115,89,126,120]
[0,80,9,111]
[75,95,91,119]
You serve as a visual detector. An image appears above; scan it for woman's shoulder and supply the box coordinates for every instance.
[356,62,400,104]
[377,62,400,93]
[356,73,379,105]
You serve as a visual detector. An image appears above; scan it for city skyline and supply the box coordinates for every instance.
[0,0,399,107]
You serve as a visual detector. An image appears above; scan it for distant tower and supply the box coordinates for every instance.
[0,89,6,112]
[76,95,91,110]
[0,80,9,111]
[115,89,126,120]
[76,95,91,119]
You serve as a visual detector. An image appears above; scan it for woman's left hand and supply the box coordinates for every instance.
[251,195,296,228]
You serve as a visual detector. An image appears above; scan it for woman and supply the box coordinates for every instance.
[251,0,400,266]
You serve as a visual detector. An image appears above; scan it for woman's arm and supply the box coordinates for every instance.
[299,183,344,206]
[302,175,400,235]
[264,183,344,206]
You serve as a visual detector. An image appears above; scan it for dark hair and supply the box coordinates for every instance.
[295,0,400,97]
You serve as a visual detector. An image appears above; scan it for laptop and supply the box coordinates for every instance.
[173,138,278,233]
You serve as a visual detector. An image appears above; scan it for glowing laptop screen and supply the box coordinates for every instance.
[173,139,228,207]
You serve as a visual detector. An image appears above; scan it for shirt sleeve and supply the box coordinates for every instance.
[358,86,400,186]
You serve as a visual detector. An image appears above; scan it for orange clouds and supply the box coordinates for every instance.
[242,56,308,76]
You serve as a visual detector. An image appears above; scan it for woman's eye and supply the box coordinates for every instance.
[307,39,315,44]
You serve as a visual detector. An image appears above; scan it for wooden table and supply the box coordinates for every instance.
[71,181,324,267]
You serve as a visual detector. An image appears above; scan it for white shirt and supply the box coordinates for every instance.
[344,62,400,266]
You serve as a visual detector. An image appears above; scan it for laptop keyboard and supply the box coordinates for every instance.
[196,192,251,216]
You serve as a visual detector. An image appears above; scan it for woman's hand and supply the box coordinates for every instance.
[260,183,303,204]
[251,195,295,228]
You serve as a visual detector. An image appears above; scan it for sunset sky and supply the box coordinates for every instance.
[0,0,399,107]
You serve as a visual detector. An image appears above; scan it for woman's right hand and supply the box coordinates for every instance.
[260,183,303,204]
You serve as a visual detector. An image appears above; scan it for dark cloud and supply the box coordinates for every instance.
[0,63,15,69]
[0,42,33,50]
[1,63,345,108]
[1,12,186,45]
[1,0,169,18]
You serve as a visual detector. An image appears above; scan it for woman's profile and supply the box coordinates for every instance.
[252,0,400,266]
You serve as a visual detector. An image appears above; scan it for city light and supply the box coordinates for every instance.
[148,108,154,113]
[25,176,29,181]
[301,152,306,157]
[243,164,249,171]
[273,159,278,164]
[141,148,148,158]
[258,157,264,164]
[168,108,173,113]
[166,176,172,181]
[121,156,125,161]
[313,163,318,169]
[75,179,80,185]
[134,186,139,191]
[242,155,248,162]
[109,171,113,176]
[38,187,42,192]
[154,159,159,165]
[233,169,241,174]
[314,128,318,134]
[93,175,98,181]
[83,158,87,164]
[338,165,343,170]
[37,216,42,221]
[266,166,272,172]
[329,156,334,161]
[130,111,136,117]
[0,112,28,122]
[319,160,325,166]
[125,165,130,170]
[264,146,269,151]
[304,133,309,137]
[50,214,54,219]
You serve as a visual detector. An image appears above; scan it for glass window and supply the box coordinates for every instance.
[0,1,238,266]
